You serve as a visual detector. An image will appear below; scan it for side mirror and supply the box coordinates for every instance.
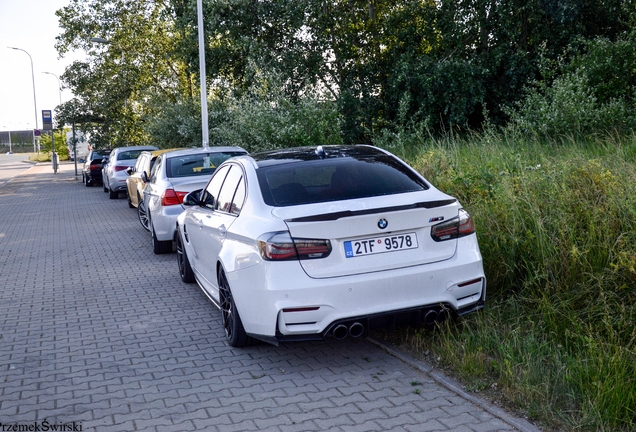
[126,167,134,175]
[141,171,149,183]
[183,189,203,206]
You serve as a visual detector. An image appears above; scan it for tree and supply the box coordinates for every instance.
[55,0,192,147]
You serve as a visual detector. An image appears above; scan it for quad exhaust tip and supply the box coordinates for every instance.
[424,310,439,326]
[331,308,445,340]
[349,322,364,338]
[332,322,365,340]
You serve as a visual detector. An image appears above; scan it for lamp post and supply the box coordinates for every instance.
[2,129,12,154]
[43,72,63,174]
[196,0,209,149]
[42,72,62,106]
[7,46,39,153]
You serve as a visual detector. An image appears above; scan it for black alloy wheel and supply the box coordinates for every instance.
[176,232,195,283]
[218,268,250,347]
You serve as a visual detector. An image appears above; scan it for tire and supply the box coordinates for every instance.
[127,193,134,208]
[176,232,195,283]
[152,226,173,254]
[138,198,150,231]
[219,268,251,347]
[84,175,92,187]
[108,187,118,199]
[103,183,109,193]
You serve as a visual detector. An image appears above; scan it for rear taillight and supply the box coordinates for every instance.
[161,189,189,206]
[258,232,332,261]
[113,165,128,172]
[431,209,475,242]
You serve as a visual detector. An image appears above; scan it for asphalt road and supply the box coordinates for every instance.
[0,161,542,432]
[0,153,34,187]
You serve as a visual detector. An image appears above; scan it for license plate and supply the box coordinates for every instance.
[344,232,418,258]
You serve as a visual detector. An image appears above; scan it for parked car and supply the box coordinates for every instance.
[175,145,486,347]
[126,148,179,229]
[82,149,112,187]
[143,147,248,254]
[101,146,158,199]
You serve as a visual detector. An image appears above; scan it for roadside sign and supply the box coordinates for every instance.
[42,110,53,131]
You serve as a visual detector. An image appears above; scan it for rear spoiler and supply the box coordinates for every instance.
[285,199,457,223]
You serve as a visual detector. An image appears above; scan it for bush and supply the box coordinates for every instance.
[508,35,636,138]
[39,130,70,160]
[144,89,342,151]
[211,94,343,152]
[508,71,636,137]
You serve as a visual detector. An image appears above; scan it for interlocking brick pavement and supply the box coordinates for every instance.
[0,161,542,432]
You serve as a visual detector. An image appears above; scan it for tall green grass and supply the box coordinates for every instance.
[375,130,636,431]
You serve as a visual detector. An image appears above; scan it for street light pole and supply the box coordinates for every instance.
[42,72,62,105]
[196,0,209,149]
[43,72,63,174]
[8,46,39,153]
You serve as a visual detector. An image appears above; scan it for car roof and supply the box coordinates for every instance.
[247,145,385,167]
[111,145,158,153]
[142,148,181,157]
[161,146,247,159]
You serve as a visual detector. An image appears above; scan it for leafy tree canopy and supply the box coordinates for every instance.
[55,0,636,146]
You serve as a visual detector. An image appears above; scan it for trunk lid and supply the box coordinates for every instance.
[273,190,460,279]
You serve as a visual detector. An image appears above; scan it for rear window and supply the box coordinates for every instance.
[117,150,145,161]
[257,155,428,207]
[90,150,110,160]
[165,152,246,178]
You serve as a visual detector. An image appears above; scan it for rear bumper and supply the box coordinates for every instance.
[226,235,486,343]
[251,299,486,345]
[86,170,103,183]
[152,204,185,241]
[107,171,130,192]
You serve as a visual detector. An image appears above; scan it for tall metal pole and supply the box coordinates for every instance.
[197,0,209,149]
[42,72,62,105]
[8,47,39,153]
[43,72,62,173]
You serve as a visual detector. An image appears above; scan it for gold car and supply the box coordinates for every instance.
[126,148,178,231]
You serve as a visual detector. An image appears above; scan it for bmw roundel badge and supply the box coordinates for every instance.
[378,218,388,229]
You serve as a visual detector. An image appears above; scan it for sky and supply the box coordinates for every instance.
[0,0,85,132]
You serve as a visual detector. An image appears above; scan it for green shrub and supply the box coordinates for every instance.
[212,94,343,152]
[144,90,342,151]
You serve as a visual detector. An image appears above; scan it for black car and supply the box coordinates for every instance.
[82,149,112,187]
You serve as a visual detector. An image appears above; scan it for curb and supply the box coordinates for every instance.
[368,337,543,432]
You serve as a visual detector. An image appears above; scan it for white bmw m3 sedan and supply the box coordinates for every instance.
[175,145,486,347]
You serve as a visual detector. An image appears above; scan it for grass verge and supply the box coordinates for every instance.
[375,130,636,431]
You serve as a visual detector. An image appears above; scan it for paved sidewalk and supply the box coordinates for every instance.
[0,162,542,432]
